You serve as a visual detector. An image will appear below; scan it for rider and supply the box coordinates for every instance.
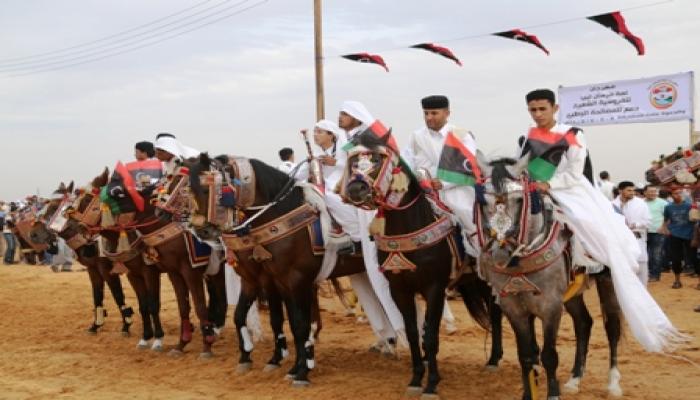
[337,100,407,351]
[154,133,200,175]
[134,141,156,161]
[407,95,480,258]
[518,88,683,353]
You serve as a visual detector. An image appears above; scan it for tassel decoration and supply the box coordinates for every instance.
[117,230,130,253]
[101,204,115,227]
[220,185,236,207]
[369,208,386,236]
[390,167,409,193]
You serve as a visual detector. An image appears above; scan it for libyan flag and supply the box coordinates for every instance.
[437,131,482,186]
[524,127,580,182]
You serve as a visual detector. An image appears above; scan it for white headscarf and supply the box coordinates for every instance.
[314,119,343,139]
[340,100,375,126]
[154,135,200,160]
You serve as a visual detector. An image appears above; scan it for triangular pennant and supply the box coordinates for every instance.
[410,43,462,66]
[587,11,645,55]
[341,53,389,72]
[493,29,550,55]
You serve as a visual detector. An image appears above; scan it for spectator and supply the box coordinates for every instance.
[660,188,696,288]
[277,147,295,174]
[613,181,651,285]
[598,171,615,201]
[3,203,17,265]
[644,185,668,282]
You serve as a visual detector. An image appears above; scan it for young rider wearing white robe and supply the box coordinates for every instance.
[520,89,685,353]
[154,133,200,176]
[337,101,407,349]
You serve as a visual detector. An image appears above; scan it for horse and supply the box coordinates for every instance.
[102,166,227,357]
[340,129,491,398]
[171,153,366,385]
[475,156,623,399]
[29,180,135,336]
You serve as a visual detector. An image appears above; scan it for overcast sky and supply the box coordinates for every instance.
[1,0,698,200]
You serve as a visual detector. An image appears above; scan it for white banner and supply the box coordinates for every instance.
[558,71,694,126]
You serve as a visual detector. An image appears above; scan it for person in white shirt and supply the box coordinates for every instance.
[518,88,682,353]
[154,133,200,176]
[613,181,651,286]
[277,147,295,174]
[598,171,615,201]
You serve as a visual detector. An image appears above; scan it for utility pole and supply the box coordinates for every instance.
[314,0,324,120]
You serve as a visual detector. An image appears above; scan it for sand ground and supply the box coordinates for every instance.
[0,264,699,400]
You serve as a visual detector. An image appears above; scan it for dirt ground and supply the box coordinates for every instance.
[0,264,699,400]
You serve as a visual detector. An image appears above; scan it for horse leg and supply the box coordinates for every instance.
[145,268,164,351]
[391,286,424,396]
[595,270,623,397]
[181,265,215,357]
[265,287,288,371]
[99,259,133,337]
[486,298,504,370]
[541,308,563,400]
[288,287,315,387]
[422,285,446,396]
[562,294,592,394]
[85,264,107,334]
[234,287,257,373]
[166,271,193,354]
[311,286,322,340]
[504,304,539,400]
[205,265,228,333]
[125,272,153,349]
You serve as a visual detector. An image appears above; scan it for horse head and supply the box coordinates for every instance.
[28,180,74,244]
[341,127,407,209]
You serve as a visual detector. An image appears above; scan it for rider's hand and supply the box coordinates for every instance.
[431,179,443,190]
[534,182,550,192]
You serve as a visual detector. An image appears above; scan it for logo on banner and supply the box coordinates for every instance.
[649,81,677,110]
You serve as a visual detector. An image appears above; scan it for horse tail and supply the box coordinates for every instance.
[454,274,491,331]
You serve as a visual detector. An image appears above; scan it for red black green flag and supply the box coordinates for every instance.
[587,11,645,55]
[524,127,580,182]
[341,53,389,72]
[493,29,550,55]
[114,161,145,212]
[410,43,462,66]
[437,131,481,186]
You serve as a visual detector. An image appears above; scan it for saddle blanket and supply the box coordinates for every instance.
[184,232,212,268]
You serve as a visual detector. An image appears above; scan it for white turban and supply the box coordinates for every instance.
[314,119,343,138]
[340,100,375,126]
[154,135,200,160]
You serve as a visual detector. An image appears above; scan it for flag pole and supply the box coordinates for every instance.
[314,0,325,120]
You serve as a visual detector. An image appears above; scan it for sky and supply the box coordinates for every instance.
[1,0,698,200]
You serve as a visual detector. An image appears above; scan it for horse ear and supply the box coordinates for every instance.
[58,182,66,192]
[381,128,392,145]
[67,181,74,194]
[513,153,530,176]
[476,150,491,178]
[200,152,211,169]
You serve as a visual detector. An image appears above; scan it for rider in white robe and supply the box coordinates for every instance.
[520,89,685,352]
[154,133,200,175]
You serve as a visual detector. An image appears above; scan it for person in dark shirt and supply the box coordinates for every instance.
[661,188,696,288]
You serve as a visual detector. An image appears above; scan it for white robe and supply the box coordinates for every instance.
[524,123,684,352]
[613,195,651,286]
[407,123,479,257]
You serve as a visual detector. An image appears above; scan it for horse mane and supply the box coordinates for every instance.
[248,159,303,210]
[352,128,417,181]
[489,158,517,193]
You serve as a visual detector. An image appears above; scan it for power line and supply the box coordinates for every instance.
[0,0,216,64]
[0,0,254,72]
[2,0,269,78]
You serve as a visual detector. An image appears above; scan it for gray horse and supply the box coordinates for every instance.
[477,155,623,400]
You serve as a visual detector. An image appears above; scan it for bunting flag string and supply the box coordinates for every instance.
[337,3,663,71]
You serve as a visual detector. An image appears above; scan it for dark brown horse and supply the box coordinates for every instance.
[176,154,365,385]
[102,167,227,357]
[340,129,491,397]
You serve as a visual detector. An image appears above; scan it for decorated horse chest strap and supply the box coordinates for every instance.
[374,216,453,253]
[142,222,185,248]
[491,222,566,276]
[65,232,94,250]
[221,203,318,254]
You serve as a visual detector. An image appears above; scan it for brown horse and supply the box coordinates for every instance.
[340,129,491,398]
[29,181,136,336]
[102,166,227,357]
[172,154,365,385]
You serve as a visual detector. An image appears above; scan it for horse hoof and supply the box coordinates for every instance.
[405,386,422,397]
[151,345,163,353]
[168,349,184,357]
[121,331,130,338]
[263,364,280,373]
[199,352,213,360]
[608,386,623,397]
[236,362,252,374]
[563,377,580,394]
[284,374,295,381]
[484,364,499,372]
[292,380,310,388]
[546,397,560,400]
[136,339,149,350]
[86,329,98,336]
[420,393,440,400]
